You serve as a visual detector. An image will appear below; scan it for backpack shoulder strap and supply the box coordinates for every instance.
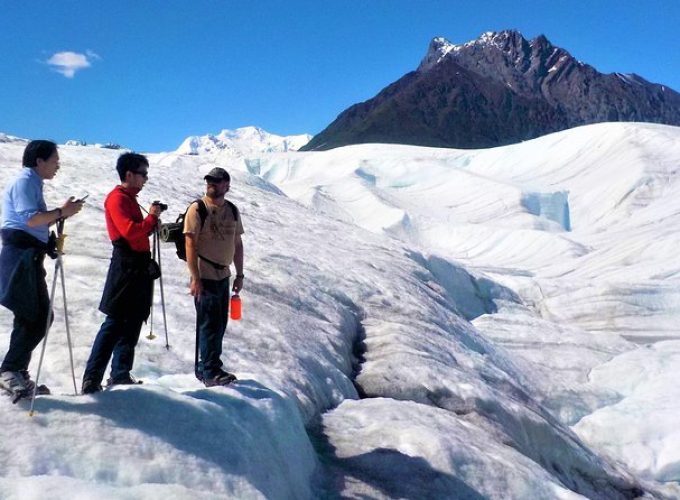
[196,199,208,227]
[226,200,239,221]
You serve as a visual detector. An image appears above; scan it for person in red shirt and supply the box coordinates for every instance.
[82,153,162,394]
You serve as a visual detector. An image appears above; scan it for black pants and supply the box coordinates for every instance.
[1,315,50,373]
[83,315,144,383]
[0,260,50,373]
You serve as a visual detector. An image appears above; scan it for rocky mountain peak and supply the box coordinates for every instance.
[479,29,527,49]
[301,31,680,151]
[417,30,585,98]
[420,30,571,77]
[418,36,457,72]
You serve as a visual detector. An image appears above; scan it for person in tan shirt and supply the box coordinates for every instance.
[184,167,244,387]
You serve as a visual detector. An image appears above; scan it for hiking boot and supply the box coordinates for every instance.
[0,371,28,393]
[203,370,237,387]
[82,379,103,394]
[19,370,35,392]
[106,375,143,387]
[18,370,50,395]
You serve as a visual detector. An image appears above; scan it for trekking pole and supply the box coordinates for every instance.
[58,242,78,395]
[155,226,170,350]
[29,252,60,416]
[146,229,157,341]
[195,324,200,382]
[29,218,77,415]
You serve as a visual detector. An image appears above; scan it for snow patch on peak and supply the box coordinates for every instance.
[418,36,464,71]
[615,73,645,87]
[418,36,457,71]
[216,126,267,142]
[477,30,526,48]
[478,31,499,44]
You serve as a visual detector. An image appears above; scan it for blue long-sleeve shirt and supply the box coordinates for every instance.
[1,167,49,243]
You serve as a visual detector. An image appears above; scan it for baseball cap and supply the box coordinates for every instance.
[204,167,230,182]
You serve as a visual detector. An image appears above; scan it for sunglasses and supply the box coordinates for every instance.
[132,170,148,178]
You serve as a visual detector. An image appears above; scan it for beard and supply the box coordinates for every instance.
[206,184,226,199]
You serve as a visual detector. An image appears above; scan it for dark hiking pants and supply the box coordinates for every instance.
[83,315,144,383]
[195,278,230,380]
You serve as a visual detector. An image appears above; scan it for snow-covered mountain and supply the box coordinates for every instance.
[0,132,26,144]
[1,123,680,499]
[176,126,311,158]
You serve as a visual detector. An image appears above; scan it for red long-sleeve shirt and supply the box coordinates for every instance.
[104,185,157,252]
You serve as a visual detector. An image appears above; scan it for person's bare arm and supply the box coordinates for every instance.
[186,233,202,299]
[232,233,244,294]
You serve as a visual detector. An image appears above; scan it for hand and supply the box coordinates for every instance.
[232,276,243,294]
[190,276,202,301]
[61,197,85,218]
[149,204,163,217]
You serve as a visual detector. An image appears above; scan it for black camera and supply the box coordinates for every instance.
[152,200,168,212]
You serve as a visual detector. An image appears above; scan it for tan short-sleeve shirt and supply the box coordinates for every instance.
[183,196,244,281]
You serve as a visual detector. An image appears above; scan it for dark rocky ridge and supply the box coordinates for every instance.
[301,31,680,151]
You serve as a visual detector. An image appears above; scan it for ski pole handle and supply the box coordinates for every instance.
[56,234,67,254]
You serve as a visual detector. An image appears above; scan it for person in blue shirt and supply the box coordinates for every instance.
[0,140,83,397]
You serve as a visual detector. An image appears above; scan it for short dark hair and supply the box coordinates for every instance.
[23,140,58,168]
[116,152,149,181]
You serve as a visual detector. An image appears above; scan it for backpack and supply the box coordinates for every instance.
[159,199,238,263]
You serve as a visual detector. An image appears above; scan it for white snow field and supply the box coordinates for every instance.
[0,122,679,499]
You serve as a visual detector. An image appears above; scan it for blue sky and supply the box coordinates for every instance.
[1,0,678,152]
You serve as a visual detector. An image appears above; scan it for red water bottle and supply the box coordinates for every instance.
[230,294,242,320]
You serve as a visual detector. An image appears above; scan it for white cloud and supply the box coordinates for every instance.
[46,51,98,78]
